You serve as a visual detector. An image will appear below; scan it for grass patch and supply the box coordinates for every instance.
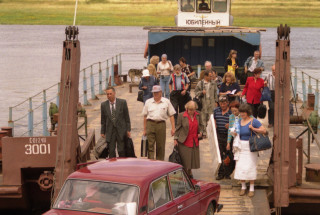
[0,0,319,27]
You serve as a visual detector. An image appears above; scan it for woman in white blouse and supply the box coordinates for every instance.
[157,54,173,98]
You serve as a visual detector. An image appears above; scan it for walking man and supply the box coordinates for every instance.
[169,64,191,123]
[194,71,218,135]
[101,87,131,158]
[214,96,234,180]
[244,50,265,78]
[143,85,176,160]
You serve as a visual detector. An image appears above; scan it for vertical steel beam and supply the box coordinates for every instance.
[42,90,49,136]
[83,69,90,105]
[105,60,109,89]
[90,65,96,99]
[302,72,307,105]
[308,75,312,94]
[28,97,33,137]
[98,62,103,95]
[111,57,115,86]
[8,107,14,136]
[119,53,122,75]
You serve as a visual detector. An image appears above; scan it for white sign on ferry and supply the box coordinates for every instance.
[176,0,232,27]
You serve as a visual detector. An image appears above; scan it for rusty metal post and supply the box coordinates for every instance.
[111,57,115,86]
[53,26,81,201]
[105,60,109,89]
[42,90,49,136]
[90,65,96,99]
[8,107,14,136]
[119,53,122,75]
[273,24,291,208]
[56,82,60,107]
[28,97,33,137]
[98,62,103,95]
[83,69,90,105]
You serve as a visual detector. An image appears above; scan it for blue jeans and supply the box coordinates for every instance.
[160,75,170,99]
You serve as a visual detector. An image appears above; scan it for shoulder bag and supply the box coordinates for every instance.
[169,146,182,165]
[249,120,272,152]
[193,80,204,111]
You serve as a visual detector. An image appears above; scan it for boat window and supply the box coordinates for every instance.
[181,0,195,12]
[213,0,228,12]
[148,176,171,212]
[197,0,211,13]
[53,179,139,215]
[169,170,193,199]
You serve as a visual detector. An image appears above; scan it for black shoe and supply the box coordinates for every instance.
[216,175,224,180]
[225,175,231,180]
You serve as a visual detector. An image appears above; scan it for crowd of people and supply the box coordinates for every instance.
[100,50,275,198]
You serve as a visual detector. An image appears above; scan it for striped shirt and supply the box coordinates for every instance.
[213,107,231,134]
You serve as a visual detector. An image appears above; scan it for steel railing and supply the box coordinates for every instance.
[9,53,146,137]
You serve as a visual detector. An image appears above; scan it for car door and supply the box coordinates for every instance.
[168,169,200,215]
[148,175,177,215]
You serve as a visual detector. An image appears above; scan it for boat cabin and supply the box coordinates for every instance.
[176,0,233,27]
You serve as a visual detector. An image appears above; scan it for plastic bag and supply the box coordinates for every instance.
[260,87,272,102]
[141,135,148,157]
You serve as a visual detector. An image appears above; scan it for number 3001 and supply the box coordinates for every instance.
[25,144,51,155]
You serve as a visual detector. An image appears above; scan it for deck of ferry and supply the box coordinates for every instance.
[78,81,320,215]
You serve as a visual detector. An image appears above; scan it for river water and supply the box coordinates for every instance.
[0,26,319,129]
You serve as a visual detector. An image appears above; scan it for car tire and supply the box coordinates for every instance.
[206,203,215,215]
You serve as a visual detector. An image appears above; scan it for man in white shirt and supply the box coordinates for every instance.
[143,85,176,160]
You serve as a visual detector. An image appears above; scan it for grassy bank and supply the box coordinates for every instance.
[0,0,319,27]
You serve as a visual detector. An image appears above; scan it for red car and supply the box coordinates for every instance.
[44,158,221,215]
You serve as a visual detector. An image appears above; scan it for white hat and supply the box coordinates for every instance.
[151,85,162,93]
[142,69,150,77]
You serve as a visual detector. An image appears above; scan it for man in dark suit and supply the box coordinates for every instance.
[101,87,131,158]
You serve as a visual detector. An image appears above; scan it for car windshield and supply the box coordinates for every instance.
[53,179,139,215]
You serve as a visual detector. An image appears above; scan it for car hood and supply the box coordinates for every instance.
[44,209,102,215]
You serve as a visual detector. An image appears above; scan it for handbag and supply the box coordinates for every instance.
[140,135,148,157]
[137,90,144,102]
[93,137,108,159]
[257,103,267,119]
[125,138,136,158]
[193,80,204,111]
[249,121,272,152]
[169,146,182,165]
[260,87,272,102]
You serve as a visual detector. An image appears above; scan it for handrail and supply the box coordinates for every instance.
[8,52,145,137]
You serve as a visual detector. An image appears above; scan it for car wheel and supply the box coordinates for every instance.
[206,203,215,215]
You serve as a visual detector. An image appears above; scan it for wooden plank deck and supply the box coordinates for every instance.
[80,82,272,214]
[79,82,320,213]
